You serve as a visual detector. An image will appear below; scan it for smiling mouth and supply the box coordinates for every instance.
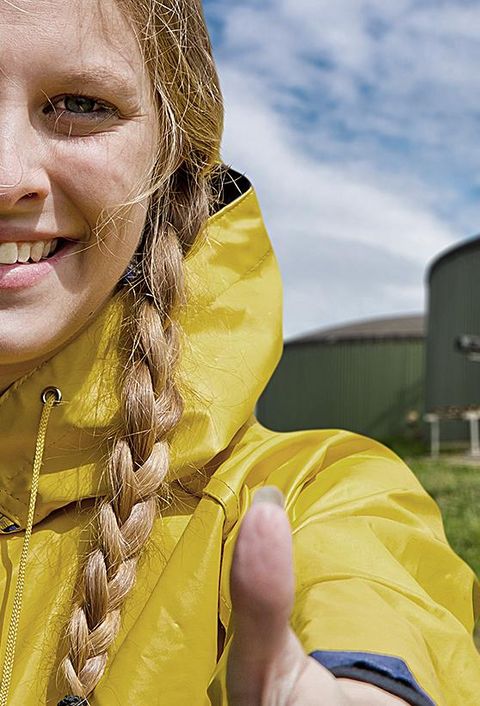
[0,238,72,265]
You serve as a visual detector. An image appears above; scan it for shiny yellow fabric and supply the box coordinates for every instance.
[0,187,478,705]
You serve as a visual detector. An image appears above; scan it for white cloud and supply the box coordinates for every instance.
[218,66,452,336]
[205,0,479,338]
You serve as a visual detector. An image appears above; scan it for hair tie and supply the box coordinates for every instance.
[119,257,154,299]
[119,261,140,287]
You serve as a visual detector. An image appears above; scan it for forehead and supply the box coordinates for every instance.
[0,0,146,88]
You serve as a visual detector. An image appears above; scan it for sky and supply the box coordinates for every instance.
[203,0,480,340]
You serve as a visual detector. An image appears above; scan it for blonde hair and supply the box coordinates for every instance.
[59,0,224,697]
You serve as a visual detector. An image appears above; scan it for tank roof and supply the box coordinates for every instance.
[427,233,480,282]
[288,314,425,345]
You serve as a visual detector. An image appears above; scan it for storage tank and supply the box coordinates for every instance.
[426,235,480,444]
[257,314,425,442]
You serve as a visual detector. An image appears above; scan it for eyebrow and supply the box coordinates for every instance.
[44,66,141,102]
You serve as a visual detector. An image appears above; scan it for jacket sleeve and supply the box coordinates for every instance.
[287,434,480,706]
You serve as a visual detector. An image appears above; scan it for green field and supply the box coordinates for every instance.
[405,456,480,651]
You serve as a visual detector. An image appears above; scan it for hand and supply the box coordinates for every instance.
[227,487,410,706]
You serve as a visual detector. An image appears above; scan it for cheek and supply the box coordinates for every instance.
[51,132,152,233]
[0,130,154,367]
[49,131,154,279]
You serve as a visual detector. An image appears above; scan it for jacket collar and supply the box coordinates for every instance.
[0,185,283,530]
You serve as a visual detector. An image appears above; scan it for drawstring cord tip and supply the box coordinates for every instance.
[57,697,87,706]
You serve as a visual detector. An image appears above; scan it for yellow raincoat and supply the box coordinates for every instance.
[0,171,478,706]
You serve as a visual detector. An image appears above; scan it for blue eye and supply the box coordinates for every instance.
[43,94,118,119]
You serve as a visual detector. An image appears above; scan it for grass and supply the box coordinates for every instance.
[405,456,480,651]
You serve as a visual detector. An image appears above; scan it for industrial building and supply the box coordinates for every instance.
[258,234,480,451]
[257,314,425,443]
[426,235,480,446]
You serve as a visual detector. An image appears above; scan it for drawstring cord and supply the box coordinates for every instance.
[0,387,61,706]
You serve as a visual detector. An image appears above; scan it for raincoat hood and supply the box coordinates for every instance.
[0,180,282,531]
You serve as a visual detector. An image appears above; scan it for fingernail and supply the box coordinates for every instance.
[252,486,285,508]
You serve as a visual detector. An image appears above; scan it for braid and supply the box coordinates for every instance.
[57,0,223,696]
[60,179,208,696]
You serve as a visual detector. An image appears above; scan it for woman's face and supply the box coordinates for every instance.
[0,0,157,387]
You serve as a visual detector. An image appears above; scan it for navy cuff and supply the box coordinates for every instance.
[309,650,436,706]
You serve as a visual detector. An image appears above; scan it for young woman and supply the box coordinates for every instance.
[0,1,478,704]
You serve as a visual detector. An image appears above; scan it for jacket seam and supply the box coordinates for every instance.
[291,488,441,540]
[203,476,240,522]
[201,246,273,308]
[294,572,470,631]
[206,186,253,226]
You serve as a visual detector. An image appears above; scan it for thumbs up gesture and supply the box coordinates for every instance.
[227,488,410,706]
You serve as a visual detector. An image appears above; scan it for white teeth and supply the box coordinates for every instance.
[0,242,18,264]
[0,239,61,265]
[17,243,30,263]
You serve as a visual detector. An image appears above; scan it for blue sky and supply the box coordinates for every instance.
[203,0,480,339]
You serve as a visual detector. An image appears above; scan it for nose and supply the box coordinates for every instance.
[0,111,50,212]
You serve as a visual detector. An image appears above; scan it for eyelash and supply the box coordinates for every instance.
[43,93,119,121]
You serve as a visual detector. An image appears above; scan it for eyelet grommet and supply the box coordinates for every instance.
[41,387,62,405]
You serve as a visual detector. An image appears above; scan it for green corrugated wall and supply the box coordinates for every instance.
[257,339,425,441]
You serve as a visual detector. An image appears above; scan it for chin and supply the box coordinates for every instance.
[0,305,71,368]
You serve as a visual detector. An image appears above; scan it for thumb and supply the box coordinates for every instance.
[227,487,306,703]
[231,487,294,635]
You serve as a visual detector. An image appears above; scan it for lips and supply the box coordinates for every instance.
[0,239,78,289]
[0,225,65,238]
